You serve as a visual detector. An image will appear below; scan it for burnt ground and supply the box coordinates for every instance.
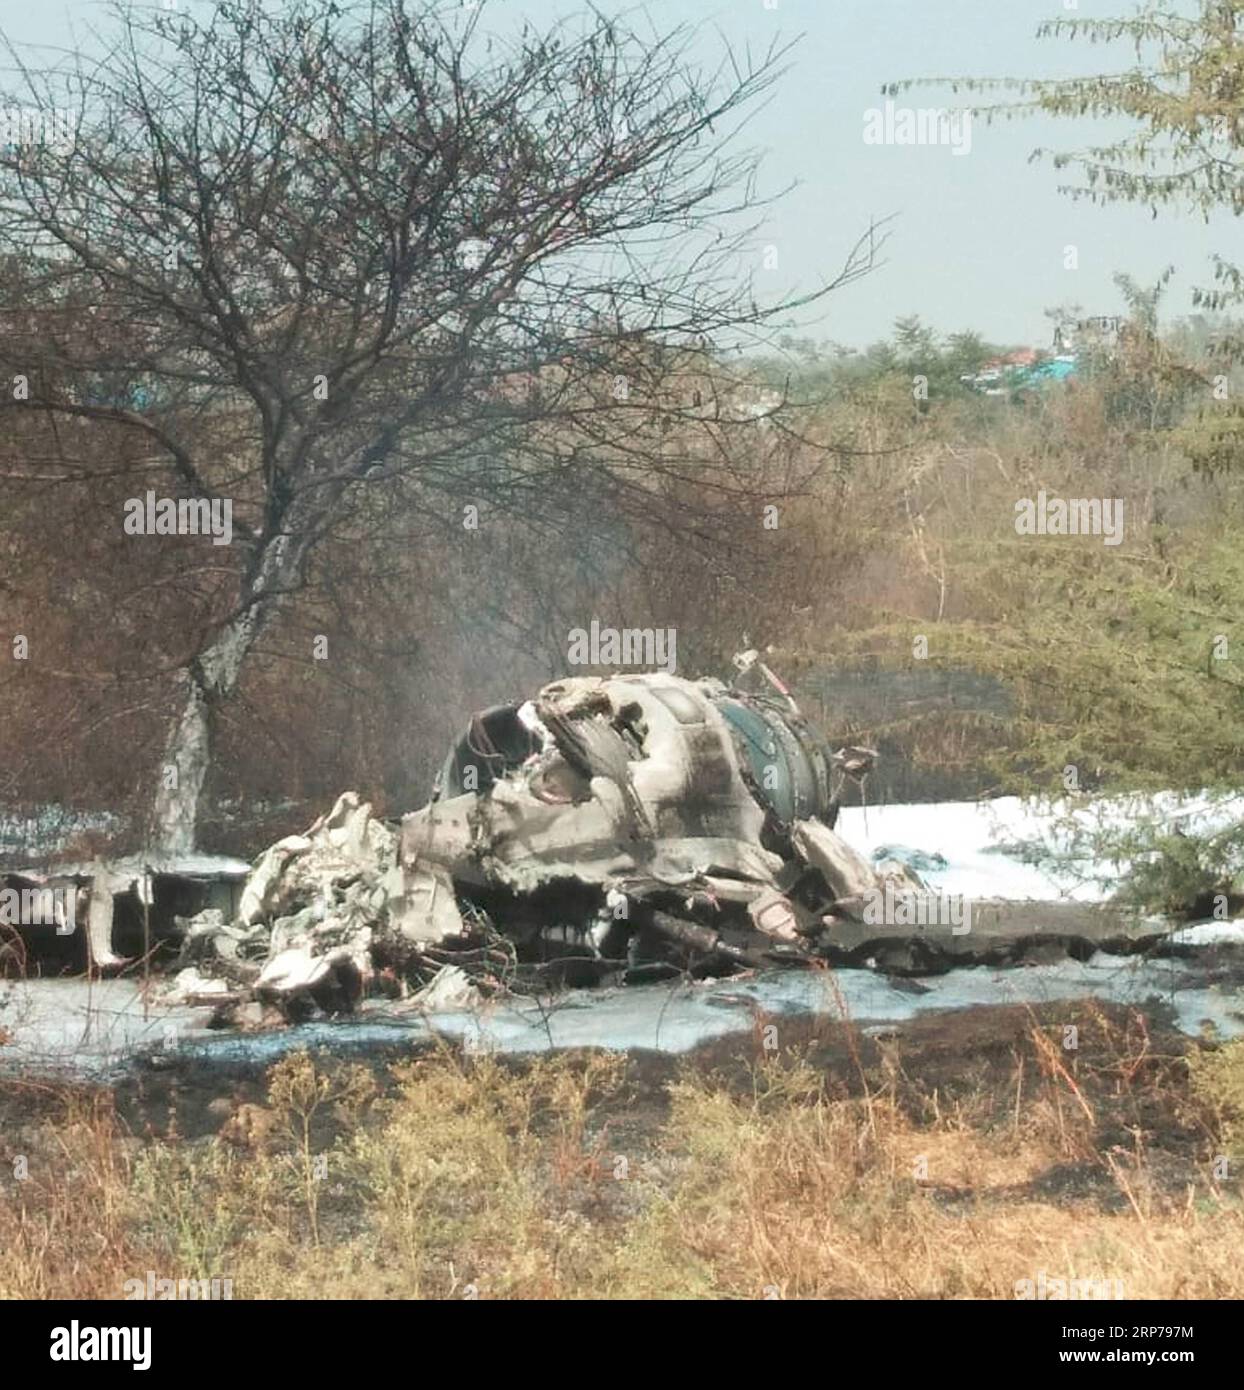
[0,995,1216,1218]
[5,986,1241,1310]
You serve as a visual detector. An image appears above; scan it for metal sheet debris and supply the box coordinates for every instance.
[116,661,1174,1028]
[5,663,1195,1033]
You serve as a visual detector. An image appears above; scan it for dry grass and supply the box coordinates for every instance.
[612,1060,1241,1299]
[1,1011,1243,1300]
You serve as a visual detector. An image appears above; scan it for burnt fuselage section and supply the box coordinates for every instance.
[395,670,887,979]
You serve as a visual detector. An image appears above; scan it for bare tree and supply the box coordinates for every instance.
[0,0,880,850]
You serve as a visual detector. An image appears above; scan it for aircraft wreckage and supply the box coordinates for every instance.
[3,659,1161,1022]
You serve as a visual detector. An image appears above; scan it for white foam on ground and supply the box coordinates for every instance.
[1167,921,1244,947]
[837,791,1244,904]
[4,795,1242,1076]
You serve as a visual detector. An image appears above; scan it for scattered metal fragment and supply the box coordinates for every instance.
[8,663,1180,1029]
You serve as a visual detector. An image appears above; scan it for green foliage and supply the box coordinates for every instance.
[936,531,1244,794]
[1047,799,1244,917]
[1078,271,1208,430]
[1189,1040,1244,1154]
[800,305,1243,818]
[1177,401,1244,475]
[1108,819,1244,917]
[795,316,1004,407]
[819,311,1244,911]
[906,1,1244,309]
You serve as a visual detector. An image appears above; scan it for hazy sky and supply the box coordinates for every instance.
[2,0,1232,349]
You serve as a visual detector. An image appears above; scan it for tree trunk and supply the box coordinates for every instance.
[150,674,214,854]
[149,534,301,852]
